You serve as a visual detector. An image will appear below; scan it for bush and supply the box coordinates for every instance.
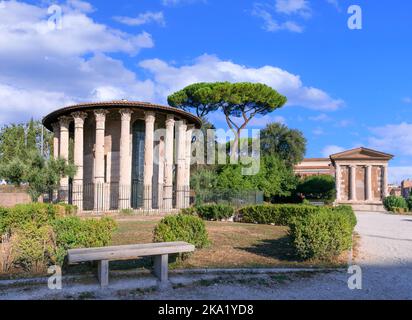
[406,196,412,212]
[383,196,408,212]
[153,214,209,249]
[240,204,319,226]
[289,206,357,260]
[51,216,117,265]
[13,222,56,272]
[297,175,336,204]
[55,203,78,216]
[0,203,57,234]
[195,204,234,221]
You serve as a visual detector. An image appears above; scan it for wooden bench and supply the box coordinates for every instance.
[68,242,195,287]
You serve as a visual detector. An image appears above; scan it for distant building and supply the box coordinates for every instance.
[389,184,402,197]
[402,179,412,198]
[293,158,334,178]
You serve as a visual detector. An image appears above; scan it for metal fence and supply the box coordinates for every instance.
[44,183,190,213]
[193,190,264,208]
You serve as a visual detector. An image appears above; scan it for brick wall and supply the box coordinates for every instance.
[0,185,32,207]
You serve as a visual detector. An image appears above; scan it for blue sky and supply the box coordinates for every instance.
[0,0,411,183]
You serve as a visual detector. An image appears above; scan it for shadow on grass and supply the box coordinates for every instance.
[236,235,302,263]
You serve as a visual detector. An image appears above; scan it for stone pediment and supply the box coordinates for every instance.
[330,147,394,161]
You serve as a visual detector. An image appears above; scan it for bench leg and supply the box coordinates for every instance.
[97,260,109,287]
[153,254,169,282]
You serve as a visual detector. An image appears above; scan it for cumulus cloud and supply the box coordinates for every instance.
[113,11,165,27]
[0,0,155,124]
[139,54,343,111]
[368,122,412,156]
[322,145,345,157]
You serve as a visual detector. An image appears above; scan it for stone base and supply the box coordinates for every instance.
[336,201,387,212]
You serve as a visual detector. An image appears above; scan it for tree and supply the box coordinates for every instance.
[168,82,287,160]
[216,155,298,199]
[260,122,307,167]
[0,120,53,164]
[297,175,336,204]
[0,150,76,202]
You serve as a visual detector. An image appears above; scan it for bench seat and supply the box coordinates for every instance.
[68,241,195,287]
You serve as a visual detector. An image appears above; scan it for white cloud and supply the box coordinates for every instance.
[322,145,345,157]
[114,11,165,27]
[275,0,311,17]
[0,0,156,125]
[312,127,324,136]
[388,167,412,184]
[368,122,412,156]
[252,3,304,33]
[139,54,343,111]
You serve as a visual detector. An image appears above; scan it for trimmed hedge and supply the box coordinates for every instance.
[153,214,209,249]
[407,196,412,212]
[195,204,234,221]
[239,204,357,260]
[239,204,320,226]
[0,203,117,272]
[52,216,117,265]
[383,196,408,212]
[289,207,356,260]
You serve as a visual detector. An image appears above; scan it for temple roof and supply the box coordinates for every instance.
[330,147,394,161]
[42,100,202,131]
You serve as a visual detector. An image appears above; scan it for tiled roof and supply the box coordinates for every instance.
[42,100,202,130]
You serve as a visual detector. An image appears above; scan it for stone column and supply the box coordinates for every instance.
[349,165,357,201]
[59,116,71,202]
[157,136,165,210]
[382,165,389,199]
[164,115,175,210]
[176,120,187,209]
[335,164,341,202]
[94,110,108,211]
[72,112,87,212]
[143,112,155,211]
[365,165,373,202]
[184,126,193,208]
[51,122,60,159]
[119,109,133,210]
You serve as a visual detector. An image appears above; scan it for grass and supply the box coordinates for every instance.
[108,217,341,270]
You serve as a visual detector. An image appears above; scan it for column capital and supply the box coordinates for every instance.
[59,116,72,128]
[119,108,133,119]
[72,112,87,126]
[145,111,156,122]
[51,122,60,132]
[166,115,175,126]
[94,109,109,122]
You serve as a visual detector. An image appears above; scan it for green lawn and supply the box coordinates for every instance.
[108,217,337,269]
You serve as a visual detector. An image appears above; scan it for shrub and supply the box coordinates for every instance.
[51,216,117,265]
[289,206,356,260]
[13,222,56,272]
[180,207,197,216]
[297,175,336,204]
[55,203,78,216]
[195,204,234,221]
[239,204,319,226]
[153,214,209,249]
[383,196,408,212]
[406,196,412,212]
[0,203,57,233]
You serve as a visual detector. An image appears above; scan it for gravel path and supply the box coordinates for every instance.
[141,212,412,300]
[1,211,412,300]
